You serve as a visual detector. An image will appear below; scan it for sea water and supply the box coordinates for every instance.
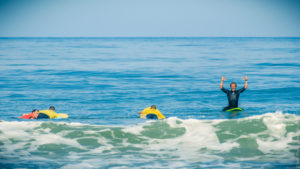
[0,37,299,168]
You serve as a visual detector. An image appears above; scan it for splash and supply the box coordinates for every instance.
[0,112,299,168]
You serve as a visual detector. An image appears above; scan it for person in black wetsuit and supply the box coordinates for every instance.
[220,76,247,111]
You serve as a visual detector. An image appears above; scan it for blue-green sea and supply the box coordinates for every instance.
[0,37,299,168]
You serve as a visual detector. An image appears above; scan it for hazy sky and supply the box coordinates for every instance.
[0,0,299,37]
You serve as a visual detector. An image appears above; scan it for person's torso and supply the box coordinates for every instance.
[39,110,57,119]
[144,108,160,115]
[227,90,240,106]
[140,107,164,119]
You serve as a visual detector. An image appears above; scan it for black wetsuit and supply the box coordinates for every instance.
[221,87,246,111]
[37,113,50,119]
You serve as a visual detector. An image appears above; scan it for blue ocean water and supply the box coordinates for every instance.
[0,37,299,168]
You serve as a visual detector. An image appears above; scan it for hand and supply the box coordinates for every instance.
[244,76,247,81]
[222,76,226,81]
[138,111,142,114]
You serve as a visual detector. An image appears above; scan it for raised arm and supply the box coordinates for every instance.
[220,76,226,89]
[244,76,248,89]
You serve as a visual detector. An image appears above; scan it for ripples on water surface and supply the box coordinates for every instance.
[0,37,299,168]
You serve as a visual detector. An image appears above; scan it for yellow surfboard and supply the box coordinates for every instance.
[57,113,68,118]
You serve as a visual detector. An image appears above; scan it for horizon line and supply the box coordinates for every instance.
[1,36,300,38]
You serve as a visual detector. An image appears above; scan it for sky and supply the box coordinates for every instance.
[0,0,299,37]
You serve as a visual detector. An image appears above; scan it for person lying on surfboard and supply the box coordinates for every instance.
[38,106,68,119]
[138,105,166,119]
[220,76,247,111]
[19,109,39,119]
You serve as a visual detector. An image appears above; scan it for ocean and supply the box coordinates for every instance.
[0,37,299,168]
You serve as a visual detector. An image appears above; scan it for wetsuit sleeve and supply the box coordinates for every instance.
[140,107,149,118]
[157,110,166,119]
[221,87,229,93]
[19,114,30,119]
[141,107,149,114]
[19,113,34,119]
[237,87,246,93]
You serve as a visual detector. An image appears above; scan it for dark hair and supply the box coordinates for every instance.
[49,106,55,110]
[151,105,157,109]
[32,109,39,112]
[230,82,237,87]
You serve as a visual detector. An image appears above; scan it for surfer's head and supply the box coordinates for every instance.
[230,82,237,91]
[150,105,157,109]
[32,109,39,118]
[49,106,55,111]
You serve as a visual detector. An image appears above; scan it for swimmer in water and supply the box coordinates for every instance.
[138,105,166,119]
[19,109,39,119]
[38,106,59,119]
[220,76,247,111]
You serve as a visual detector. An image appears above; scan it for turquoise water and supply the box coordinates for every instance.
[0,37,299,168]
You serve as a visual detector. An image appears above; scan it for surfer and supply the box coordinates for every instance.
[220,76,247,111]
[37,106,60,119]
[138,105,166,119]
[19,109,39,119]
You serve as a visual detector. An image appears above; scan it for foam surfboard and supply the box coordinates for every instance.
[225,107,243,112]
[57,113,68,118]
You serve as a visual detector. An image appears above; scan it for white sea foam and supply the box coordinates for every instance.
[122,122,145,135]
[0,112,299,168]
[256,111,299,154]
